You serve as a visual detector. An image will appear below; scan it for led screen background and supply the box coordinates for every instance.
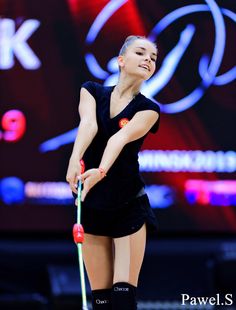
[0,0,235,234]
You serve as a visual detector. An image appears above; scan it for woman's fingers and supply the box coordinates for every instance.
[66,159,82,193]
[77,170,90,182]
[81,176,97,201]
[77,169,101,201]
[68,168,87,195]
[71,183,78,194]
[81,189,87,202]
[67,173,78,194]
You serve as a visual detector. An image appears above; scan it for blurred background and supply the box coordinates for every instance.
[0,0,236,309]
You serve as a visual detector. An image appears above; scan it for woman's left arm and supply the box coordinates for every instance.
[79,110,159,201]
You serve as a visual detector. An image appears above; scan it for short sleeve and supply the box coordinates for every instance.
[81,81,97,99]
[138,98,160,134]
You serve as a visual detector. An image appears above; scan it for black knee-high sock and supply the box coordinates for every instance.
[92,288,112,310]
[111,282,137,310]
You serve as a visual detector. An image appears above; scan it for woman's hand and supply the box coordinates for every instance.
[66,157,82,194]
[78,168,103,201]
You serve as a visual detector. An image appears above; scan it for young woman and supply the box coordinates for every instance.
[66,35,160,310]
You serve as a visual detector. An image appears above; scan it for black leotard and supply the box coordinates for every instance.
[80,81,160,210]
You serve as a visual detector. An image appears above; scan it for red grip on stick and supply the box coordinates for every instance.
[73,223,84,244]
[80,159,85,174]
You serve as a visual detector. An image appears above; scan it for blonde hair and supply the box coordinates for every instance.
[119,35,157,56]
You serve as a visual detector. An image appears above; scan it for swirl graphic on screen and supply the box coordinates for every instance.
[40,0,236,152]
[85,0,236,113]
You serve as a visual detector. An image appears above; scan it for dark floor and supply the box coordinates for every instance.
[0,235,236,309]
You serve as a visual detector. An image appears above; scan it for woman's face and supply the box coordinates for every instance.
[118,39,157,80]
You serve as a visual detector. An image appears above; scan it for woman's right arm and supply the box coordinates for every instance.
[66,87,98,193]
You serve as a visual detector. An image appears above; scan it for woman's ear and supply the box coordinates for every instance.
[117,55,124,69]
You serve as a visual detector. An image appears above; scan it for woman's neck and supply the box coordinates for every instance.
[115,75,142,99]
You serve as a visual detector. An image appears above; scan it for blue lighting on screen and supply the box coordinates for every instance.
[86,0,128,44]
[39,128,77,153]
[185,180,236,207]
[148,0,226,113]
[0,177,25,205]
[200,8,236,86]
[85,53,109,79]
[145,185,175,209]
[138,150,236,173]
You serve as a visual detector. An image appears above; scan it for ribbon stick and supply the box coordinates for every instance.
[73,159,88,310]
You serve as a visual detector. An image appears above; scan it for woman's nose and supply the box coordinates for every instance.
[145,56,151,62]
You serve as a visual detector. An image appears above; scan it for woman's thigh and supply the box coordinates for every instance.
[113,224,146,286]
[82,233,114,290]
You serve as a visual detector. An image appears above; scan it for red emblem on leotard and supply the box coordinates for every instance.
[119,118,129,128]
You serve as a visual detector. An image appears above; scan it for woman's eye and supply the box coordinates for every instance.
[136,52,143,55]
